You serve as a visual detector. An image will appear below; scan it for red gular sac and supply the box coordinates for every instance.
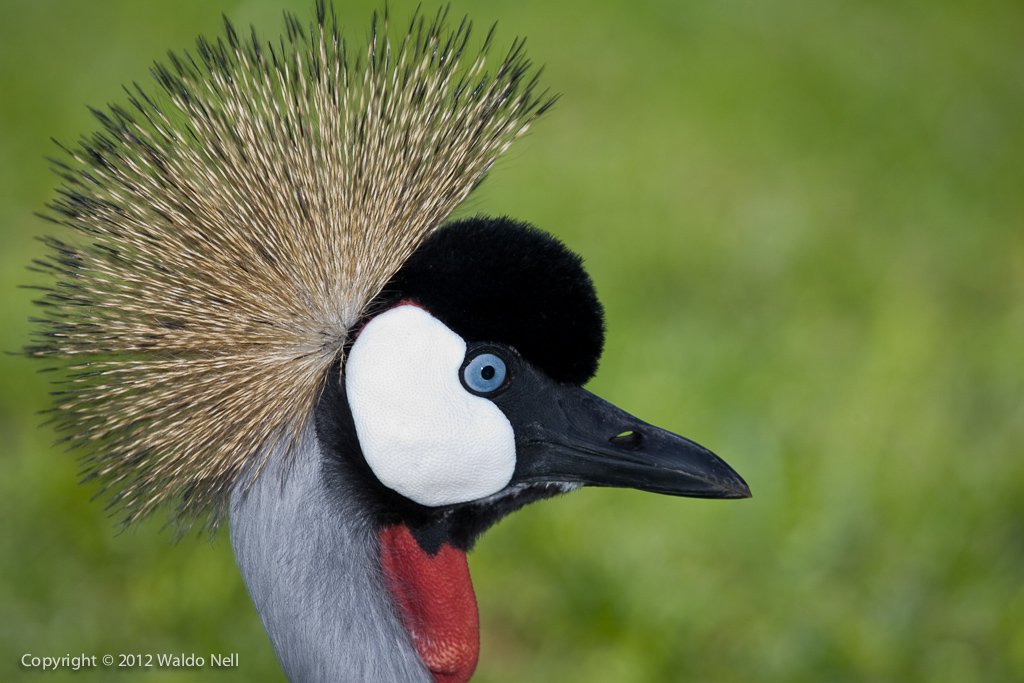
[379,524,480,683]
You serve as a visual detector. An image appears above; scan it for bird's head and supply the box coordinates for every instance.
[315,216,749,681]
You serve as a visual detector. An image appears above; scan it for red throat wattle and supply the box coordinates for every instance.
[379,525,480,683]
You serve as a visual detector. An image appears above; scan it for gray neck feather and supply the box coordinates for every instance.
[229,419,430,683]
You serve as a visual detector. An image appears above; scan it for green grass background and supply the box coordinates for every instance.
[1,1,1022,681]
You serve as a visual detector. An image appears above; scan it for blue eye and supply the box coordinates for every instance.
[462,352,508,394]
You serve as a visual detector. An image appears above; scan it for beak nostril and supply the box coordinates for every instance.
[609,429,643,450]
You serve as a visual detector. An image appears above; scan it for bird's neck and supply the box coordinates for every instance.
[229,420,431,682]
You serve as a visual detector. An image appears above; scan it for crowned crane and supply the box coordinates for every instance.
[29,4,750,682]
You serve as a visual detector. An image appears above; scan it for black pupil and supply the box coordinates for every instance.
[481,365,496,381]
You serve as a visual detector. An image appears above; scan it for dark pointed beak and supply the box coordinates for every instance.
[494,363,751,500]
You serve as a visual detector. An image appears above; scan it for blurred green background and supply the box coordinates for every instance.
[2,1,1022,681]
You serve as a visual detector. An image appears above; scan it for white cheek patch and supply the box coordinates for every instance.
[344,305,516,507]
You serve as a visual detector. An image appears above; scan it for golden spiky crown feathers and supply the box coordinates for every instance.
[27,3,554,527]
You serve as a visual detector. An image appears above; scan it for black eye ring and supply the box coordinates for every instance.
[461,350,509,396]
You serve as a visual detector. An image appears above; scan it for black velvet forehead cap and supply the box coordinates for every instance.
[377,216,605,385]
